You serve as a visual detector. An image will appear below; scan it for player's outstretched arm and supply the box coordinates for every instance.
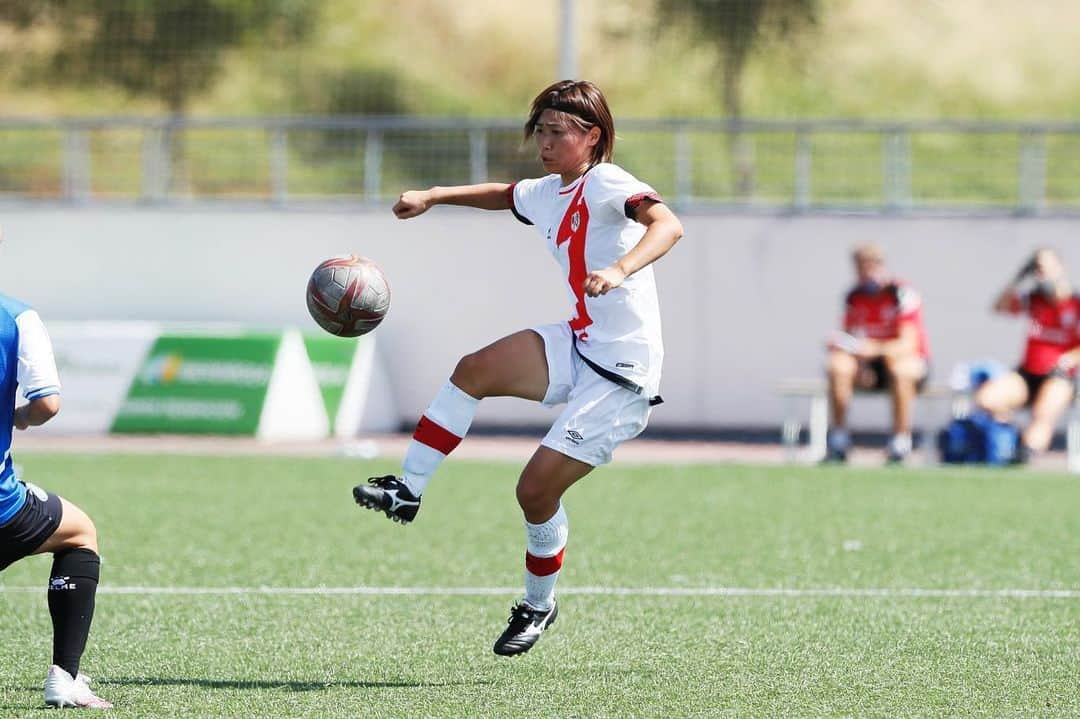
[583,201,684,297]
[14,395,60,430]
[994,256,1037,313]
[392,183,513,219]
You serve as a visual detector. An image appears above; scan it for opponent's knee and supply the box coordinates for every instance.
[66,515,99,554]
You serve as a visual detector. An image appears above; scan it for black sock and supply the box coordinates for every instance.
[48,548,100,678]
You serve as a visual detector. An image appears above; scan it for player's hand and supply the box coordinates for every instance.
[1054,354,1078,374]
[827,331,860,354]
[583,266,626,297]
[853,340,878,360]
[392,190,432,219]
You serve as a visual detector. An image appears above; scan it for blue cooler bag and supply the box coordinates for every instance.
[938,411,1019,465]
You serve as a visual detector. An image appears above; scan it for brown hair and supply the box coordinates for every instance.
[852,242,885,264]
[524,80,615,166]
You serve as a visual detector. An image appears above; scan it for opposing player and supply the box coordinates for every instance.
[825,243,931,463]
[0,290,112,709]
[353,80,683,655]
[975,248,1080,463]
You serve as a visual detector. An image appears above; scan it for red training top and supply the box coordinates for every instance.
[843,280,931,359]
[1005,290,1080,375]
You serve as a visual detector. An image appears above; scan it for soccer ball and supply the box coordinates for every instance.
[306,254,391,337]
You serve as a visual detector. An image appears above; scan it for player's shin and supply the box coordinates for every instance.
[401,380,479,495]
[47,548,100,678]
[523,503,569,611]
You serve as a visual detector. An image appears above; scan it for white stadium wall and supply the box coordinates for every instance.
[1,207,1077,433]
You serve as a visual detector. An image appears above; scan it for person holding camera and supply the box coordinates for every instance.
[975,248,1080,463]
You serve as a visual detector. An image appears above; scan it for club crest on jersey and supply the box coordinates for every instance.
[570,211,580,232]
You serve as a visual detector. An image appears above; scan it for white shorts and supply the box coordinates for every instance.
[532,322,654,467]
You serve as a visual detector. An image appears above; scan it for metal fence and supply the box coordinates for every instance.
[1,117,1078,214]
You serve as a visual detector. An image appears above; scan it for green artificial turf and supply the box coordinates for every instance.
[0,454,1076,717]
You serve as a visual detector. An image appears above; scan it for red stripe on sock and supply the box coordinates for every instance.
[525,548,565,577]
[412,415,462,455]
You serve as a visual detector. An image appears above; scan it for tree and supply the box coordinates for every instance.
[0,0,318,113]
[0,1,319,196]
[657,0,818,195]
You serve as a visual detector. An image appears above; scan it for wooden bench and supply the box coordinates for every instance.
[778,378,1080,470]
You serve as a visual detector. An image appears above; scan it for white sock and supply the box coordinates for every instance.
[889,432,912,454]
[523,504,568,611]
[401,380,479,496]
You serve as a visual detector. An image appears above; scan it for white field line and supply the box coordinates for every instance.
[0,585,1077,599]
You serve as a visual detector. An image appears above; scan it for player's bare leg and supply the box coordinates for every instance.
[974,372,1034,463]
[825,350,857,461]
[450,330,549,402]
[33,498,112,709]
[354,330,550,523]
[973,372,1028,422]
[1023,378,1073,454]
[884,355,925,463]
[516,446,592,524]
[494,447,592,657]
[34,498,97,556]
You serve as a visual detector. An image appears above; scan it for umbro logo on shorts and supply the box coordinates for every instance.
[565,430,584,445]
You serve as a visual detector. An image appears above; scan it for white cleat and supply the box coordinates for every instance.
[44,665,113,709]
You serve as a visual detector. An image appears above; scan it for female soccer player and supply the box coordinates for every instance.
[0,293,111,709]
[975,248,1080,463]
[354,80,683,655]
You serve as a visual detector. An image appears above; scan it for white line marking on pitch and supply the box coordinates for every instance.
[0,586,1076,598]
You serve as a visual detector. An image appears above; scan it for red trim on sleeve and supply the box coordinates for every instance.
[624,191,664,220]
[412,415,463,455]
[525,548,565,577]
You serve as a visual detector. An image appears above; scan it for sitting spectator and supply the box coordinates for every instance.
[825,243,931,463]
[974,248,1080,463]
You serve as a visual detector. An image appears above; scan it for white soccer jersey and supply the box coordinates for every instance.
[511,162,664,393]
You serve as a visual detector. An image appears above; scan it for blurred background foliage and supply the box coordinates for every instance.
[0,0,1077,120]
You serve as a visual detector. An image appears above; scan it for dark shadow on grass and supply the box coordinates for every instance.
[97,676,491,692]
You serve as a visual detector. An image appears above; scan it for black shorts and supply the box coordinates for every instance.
[861,357,931,393]
[1017,367,1076,406]
[0,484,62,571]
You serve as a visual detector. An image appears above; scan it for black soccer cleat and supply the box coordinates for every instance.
[352,475,420,524]
[492,600,558,656]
